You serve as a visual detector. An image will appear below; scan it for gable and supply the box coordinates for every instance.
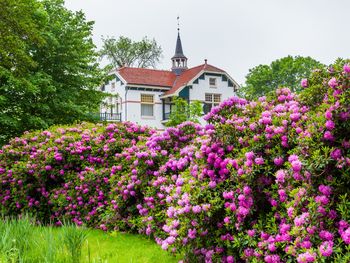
[162,64,238,97]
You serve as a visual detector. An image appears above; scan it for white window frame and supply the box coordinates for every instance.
[140,94,154,118]
[204,93,221,114]
[209,78,217,88]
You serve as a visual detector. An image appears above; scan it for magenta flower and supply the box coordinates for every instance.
[328,77,338,88]
[343,64,350,73]
[318,185,332,196]
[297,252,316,262]
[323,131,334,141]
[274,157,284,166]
[319,230,334,241]
[226,256,234,263]
[341,227,350,244]
[319,241,333,257]
[301,78,308,88]
[264,255,281,263]
[245,151,254,160]
[188,228,197,239]
[192,205,202,214]
[247,229,255,237]
[224,217,230,224]
[294,212,309,227]
[276,170,286,183]
[325,120,335,130]
[254,157,264,165]
[291,160,302,172]
[330,148,342,160]
[324,110,332,120]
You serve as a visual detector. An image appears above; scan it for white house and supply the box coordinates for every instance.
[100,30,239,130]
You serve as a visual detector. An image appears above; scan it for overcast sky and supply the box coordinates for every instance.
[64,0,349,85]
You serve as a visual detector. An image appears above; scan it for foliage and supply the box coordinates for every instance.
[1,60,350,262]
[0,214,34,262]
[166,97,203,127]
[239,55,324,99]
[61,221,88,263]
[0,216,177,263]
[0,0,105,146]
[100,36,163,68]
[0,0,46,75]
[0,122,153,226]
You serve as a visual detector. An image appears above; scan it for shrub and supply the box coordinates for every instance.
[0,60,349,262]
[0,122,153,226]
[143,59,350,262]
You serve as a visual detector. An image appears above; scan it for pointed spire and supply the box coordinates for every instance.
[171,16,188,75]
[172,32,186,59]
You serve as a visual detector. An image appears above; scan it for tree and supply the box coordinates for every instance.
[0,0,47,75]
[0,0,47,144]
[166,97,202,127]
[100,36,162,68]
[239,56,324,99]
[0,0,105,145]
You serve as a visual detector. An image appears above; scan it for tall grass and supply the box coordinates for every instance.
[0,214,34,262]
[0,215,178,262]
[0,216,88,263]
[61,221,88,263]
[36,226,60,263]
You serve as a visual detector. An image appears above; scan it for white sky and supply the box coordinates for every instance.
[64,0,349,85]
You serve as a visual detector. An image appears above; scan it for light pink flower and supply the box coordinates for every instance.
[328,77,338,88]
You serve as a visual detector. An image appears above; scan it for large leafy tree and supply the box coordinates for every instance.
[239,56,324,99]
[0,0,105,145]
[0,0,47,144]
[100,36,163,68]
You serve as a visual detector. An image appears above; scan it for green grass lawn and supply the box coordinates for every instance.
[82,230,179,263]
[0,216,180,263]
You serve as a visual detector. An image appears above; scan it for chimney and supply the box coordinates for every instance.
[204,59,207,65]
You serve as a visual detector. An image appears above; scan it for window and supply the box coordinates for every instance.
[141,94,154,117]
[233,84,238,93]
[111,82,115,92]
[209,78,217,87]
[204,93,221,114]
[115,101,119,114]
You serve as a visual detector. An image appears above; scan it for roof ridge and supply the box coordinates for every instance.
[120,67,173,73]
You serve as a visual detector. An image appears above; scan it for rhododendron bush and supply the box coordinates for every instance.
[0,122,153,226]
[1,60,349,262]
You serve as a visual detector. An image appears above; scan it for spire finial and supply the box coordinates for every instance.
[177,16,180,32]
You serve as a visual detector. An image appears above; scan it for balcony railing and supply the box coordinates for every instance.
[100,112,121,121]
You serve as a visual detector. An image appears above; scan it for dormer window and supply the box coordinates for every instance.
[209,78,217,88]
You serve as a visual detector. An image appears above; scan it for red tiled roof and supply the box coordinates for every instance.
[164,63,226,96]
[116,63,226,95]
[117,67,176,87]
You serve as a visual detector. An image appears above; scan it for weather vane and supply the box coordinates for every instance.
[177,16,180,32]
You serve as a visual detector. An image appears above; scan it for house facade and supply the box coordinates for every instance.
[100,30,239,129]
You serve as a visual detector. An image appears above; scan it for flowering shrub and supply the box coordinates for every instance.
[103,121,205,231]
[0,122,153,226]
[0,60,349,262]
[146,59,350,262]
